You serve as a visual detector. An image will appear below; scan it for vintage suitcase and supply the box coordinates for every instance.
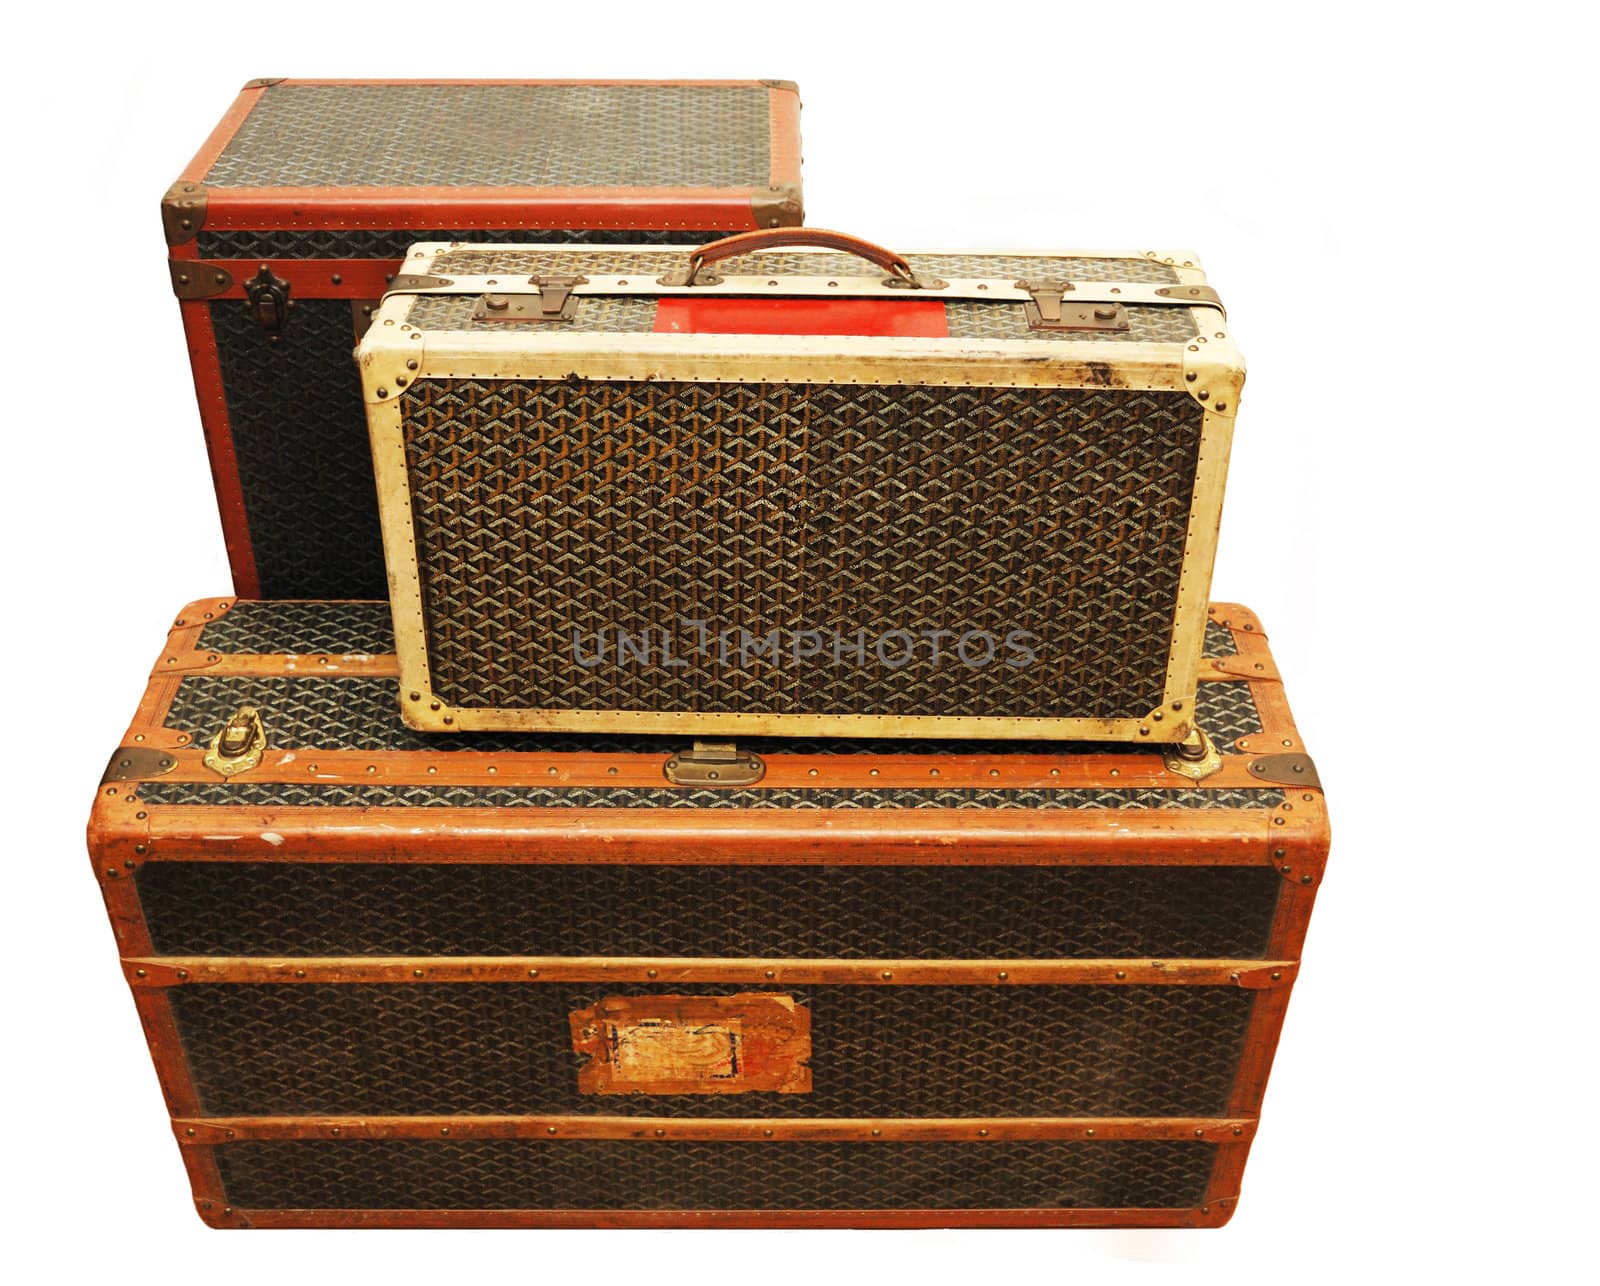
[358,230,1241,745]
[166,77,804,600]
[88,598,1326,1229]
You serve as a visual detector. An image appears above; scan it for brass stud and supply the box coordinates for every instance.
[1274,847,1286,858]
[1233,1126,1243,1136]
[655,1128,666,1137]
[135,969,147,979]
[978,1128,989,1137]
[295,969,306,979]
[412,968,424,978]
[1115,970,1127,980]
[406,359,418,371]
[1194,1128,1205,1137]
[1215,402,1227,411]
[442,716,454,726]
[997,971,1009,981]
[881,970,893,981]
[440,1127,450,1135]
[1271,971,1282,981]
[176,970,189,981]
[528,969,539,978]
[765,969,776,980]
[1085,1128,1096,1137]
[1300,874,1314,885]
[763,1129,774,1138]
[185,1127,196,1137]
[808,768,819,777]
[871,1128,882,1137]
[547,1126,557,1135]
[376,387,388,397]
[647,969,658,979]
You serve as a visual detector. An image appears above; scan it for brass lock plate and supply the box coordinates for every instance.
[664,742,766,787]
[204,705,267,778]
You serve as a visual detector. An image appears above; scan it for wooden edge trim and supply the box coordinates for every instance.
[130,990,202,1117]
[1225,988,1295,1118]
[178,303,259,598]
[124,956,1298,989]
[1208,602,1265,641]
[210,1205,1233,1230]
[176,1115,1256,1145]
[261,78,786,88]
[128,808,1285,865]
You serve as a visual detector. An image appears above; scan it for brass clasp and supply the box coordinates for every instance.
[204,705,267,778]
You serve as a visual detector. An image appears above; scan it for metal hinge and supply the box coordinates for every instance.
[1016,280,1129,332]
[472,274,589,324]
[203,705,267,778]
[243,265,293,341]
[664,742,766,787]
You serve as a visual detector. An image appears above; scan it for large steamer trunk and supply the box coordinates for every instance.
[88,599,1327,1228]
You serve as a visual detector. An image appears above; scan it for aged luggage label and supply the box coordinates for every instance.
[570,994,811,1095]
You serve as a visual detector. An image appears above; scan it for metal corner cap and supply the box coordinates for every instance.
[242,77,286,90]
[161,181,208,245]
[751,182,804,229]
[1181,337,1245,411]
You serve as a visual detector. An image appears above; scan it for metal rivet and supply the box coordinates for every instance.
[1049,768,1060,777]
[1139,728,1150,737]
[1274,847,1286,858]
[185,1127,196,1137]
[764,1129,774,1138]
[487,766,497,774]
[988,768,1000,777]
[1215,402,1227,411]
[1195,1128,1205,1137]
[1232,1126,1243,1136]
[412,969,424,978]
[528,969,539,978]
[1115,970,1127,980]
[406,359,418,371]
[1085,1128,1096,1137]
[869,768,880,776]
[978,1128,990,1137]
[442,716,454,725]
[929,768,940,777]
[808,768,819,777]
[881,970,893,980]
[871,1128,882,1137]
[1197,390,1209,401]
[765,969,775,979]
[176,970,188,980]
[135,969,147,979]
[655,1128,666,1137]
[125,858,136,868]
[295,969,306,979]
[647,969,658,978]
[331,274,343,285]
[1185,371,1197,382]
[376,387,387,397]
[409,691,420,701]
[1273,817,1285,826]
[547,1126,557,1135]
[1152,711,1163,722]
[1301,875,1314,885]
[1281,865,1292,874]
[440,1127,450,1135]
[1271,971,1282,981]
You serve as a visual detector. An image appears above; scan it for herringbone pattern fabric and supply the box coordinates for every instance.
[214,1138,1216,1211]
[400,379,1204,719]
[209,300,388,599]
[137,862,1282,959]
[170,984,1254,1117]
[426,247,1183,283]
[198,602,392,655]
[157,673,1261,752]
[196,228,704,261]
[205,84,772,188]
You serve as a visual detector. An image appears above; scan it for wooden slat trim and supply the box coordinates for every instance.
[175,1115,1255,1144]
[129,808,1284,865]
[211,1205,1233,1229]
[125,956,1296,989]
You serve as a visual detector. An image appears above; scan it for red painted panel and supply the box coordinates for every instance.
[654,297,949,338]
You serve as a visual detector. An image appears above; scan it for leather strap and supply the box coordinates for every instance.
[674,228,919,286]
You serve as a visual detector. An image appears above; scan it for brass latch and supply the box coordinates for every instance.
[243,265,293,341]
[1163,726,1223,781]
[664,742,766,787]
[203,705,267,778]
[1016,279,1129,332]
[472,274,588,324]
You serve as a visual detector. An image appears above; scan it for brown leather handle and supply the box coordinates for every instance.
[672,228,919,287]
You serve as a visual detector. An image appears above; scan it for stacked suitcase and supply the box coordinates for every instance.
[89,79,1328,1229]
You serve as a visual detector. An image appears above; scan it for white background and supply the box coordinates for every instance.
[3,2,1593,1279]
